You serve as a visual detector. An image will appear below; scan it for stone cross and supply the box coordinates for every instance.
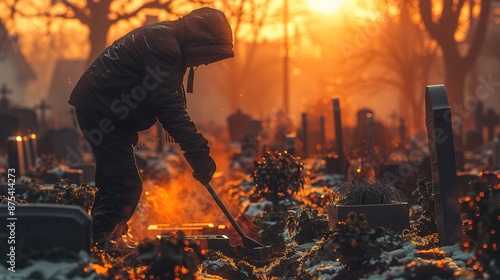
[35,99,51,131]
[0,83,12,110]
[484,109,499,142]
[425,84,461,246]
[301,112,308,157]
[332,98,344,158]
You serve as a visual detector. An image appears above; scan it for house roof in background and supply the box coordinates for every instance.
[0,20,36,81]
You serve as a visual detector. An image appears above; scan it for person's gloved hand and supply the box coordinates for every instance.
[183,153,216,185]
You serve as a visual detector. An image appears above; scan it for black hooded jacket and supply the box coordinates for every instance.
[69,7,234,158]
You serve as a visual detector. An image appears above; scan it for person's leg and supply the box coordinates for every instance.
[74,109,142,246]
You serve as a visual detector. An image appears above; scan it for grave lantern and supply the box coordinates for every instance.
[7,136,25,177]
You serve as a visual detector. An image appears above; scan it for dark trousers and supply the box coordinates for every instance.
[75,109,142,242]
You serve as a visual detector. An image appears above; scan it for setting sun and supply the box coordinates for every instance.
[307,0,345,14]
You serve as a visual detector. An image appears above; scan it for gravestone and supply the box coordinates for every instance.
[474,100,484,141]
[453,116,463,149]
[367,112,375,157]
[227,109,251,143]
[301,112,308,157]
[0,83,12,110]
[0,113,20,150]
[246,119,263,138]
[37,129,55,155]
[0,204,91,253]
[52,128,80,163]
[324,154,343,175]
[8,108,38,134]
[425,84,461,246]
[285,134,295,155]
[484,109,499,142]
[319,115,326,150]
[494,137,500,170]
[465,129,483,151]
[352,108,373,150]
[399,118,406,147]
[332,98,344,157]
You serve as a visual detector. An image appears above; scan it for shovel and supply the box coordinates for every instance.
[203,182,264,249]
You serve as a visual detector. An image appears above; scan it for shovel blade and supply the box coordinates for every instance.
[242,236,264,248]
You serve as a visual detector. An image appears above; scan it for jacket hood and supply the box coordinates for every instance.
[178,7,234,67]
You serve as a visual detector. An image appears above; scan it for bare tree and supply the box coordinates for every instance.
[4,0,192,67]
[363,0,438,133]
[211,0,280,110]
[419,0,491,108]
[317,0,438,134]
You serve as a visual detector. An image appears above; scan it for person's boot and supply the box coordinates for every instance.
[93,231,137,257]
[104,235,137,257]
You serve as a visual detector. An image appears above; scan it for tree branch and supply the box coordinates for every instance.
[57,0,90,25]
[113,0,173,23]
[419,0,442,42]
[463,0,491,69]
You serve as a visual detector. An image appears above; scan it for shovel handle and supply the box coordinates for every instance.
[204,183,247,238]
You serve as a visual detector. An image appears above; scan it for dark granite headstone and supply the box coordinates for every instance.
[353,109,374,149]
[8,108,38,134]
[465,129,483,152]
[285,134,295,155]
[246,119,263,138]
[52,128,80,163]
[227,109,251,143]
[474,100,484,141]
[37,129,55,155]
[0,204,91,254]
[319,115,326,150]
[332,98,344,157]
[484,109,499,142]
[367,112,375,157]
[425,84,461,246]
[399,118,406,147]
[494,137,500,170]
[324,154,343,175]
[0,113,20,150]
[301,112,308,157]
[70,163,95,184]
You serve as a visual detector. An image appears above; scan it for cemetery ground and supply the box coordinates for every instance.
[0,88,499,279]
[0,143,499,280]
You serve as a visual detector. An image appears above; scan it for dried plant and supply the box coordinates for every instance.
[298,212,387,278]
[251,150,304,208]
[410,180,437,237]
[286,207,330,245]
[461,179,500,278]
[23,179,96,214]
[331,179,407,206]
[136,232,205,279]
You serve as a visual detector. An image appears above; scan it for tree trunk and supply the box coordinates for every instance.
[85,20,112,68]
[443,58,467,114]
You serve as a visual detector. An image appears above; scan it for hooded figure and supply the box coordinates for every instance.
[68,7,234,252]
